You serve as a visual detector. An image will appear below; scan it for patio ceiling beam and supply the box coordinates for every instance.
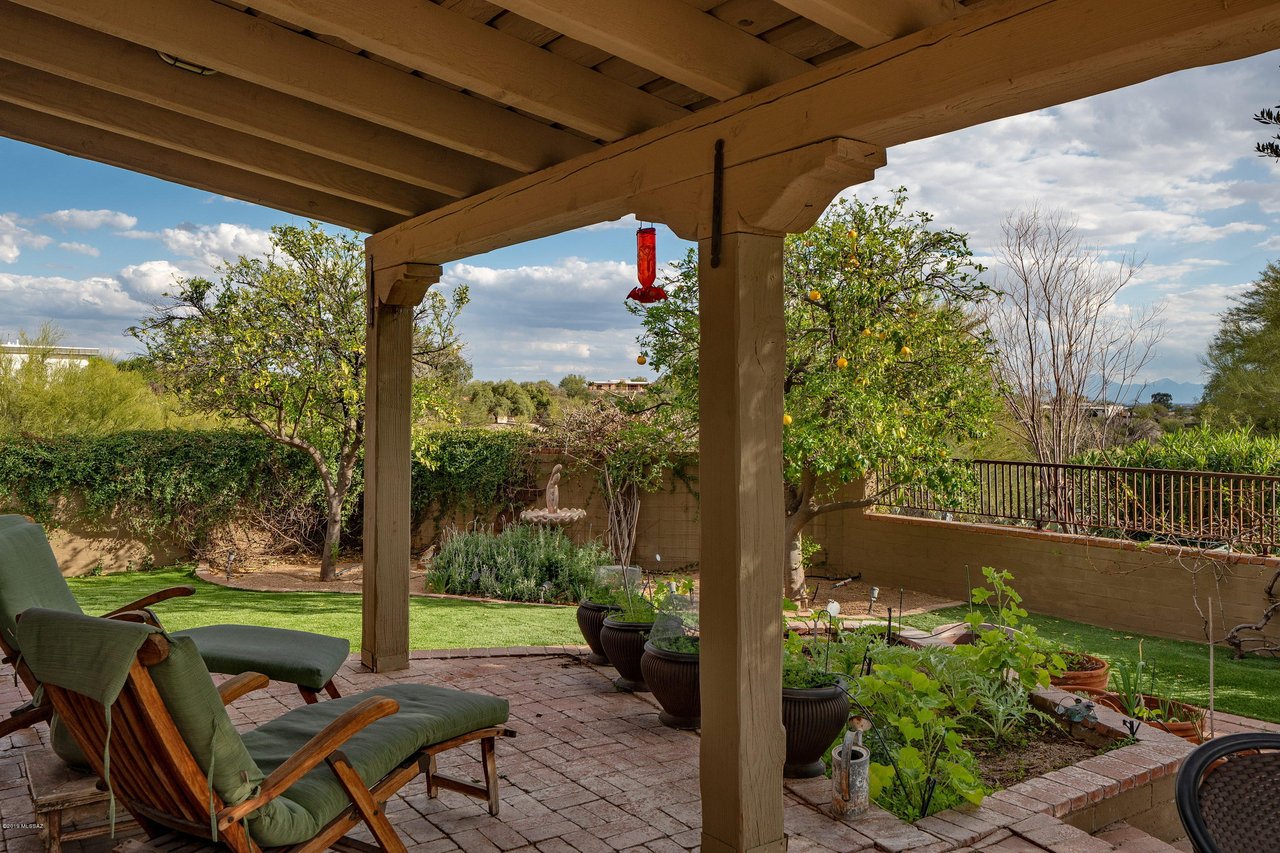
[368,0,1280,267]
[488,0,810,100]
[0,4,520,199]
[0,61,451,217]
[0,102,399,232]
[240,0,691,140]
[771,0,964,47]
[9,0,596,173]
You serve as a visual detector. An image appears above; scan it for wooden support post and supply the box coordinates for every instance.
[697,229,787,853]
[362,260,440,672]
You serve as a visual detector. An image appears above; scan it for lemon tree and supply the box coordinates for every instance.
[133,223,468,580]
[632,190,998,600]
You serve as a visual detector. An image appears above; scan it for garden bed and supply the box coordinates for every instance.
[972,717,1101,790]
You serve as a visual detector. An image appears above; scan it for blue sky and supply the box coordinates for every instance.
[2,49,1278,387]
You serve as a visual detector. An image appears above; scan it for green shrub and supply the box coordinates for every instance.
[411,428,536,523]
[1076,425,1280,474]
[427,524,610,603]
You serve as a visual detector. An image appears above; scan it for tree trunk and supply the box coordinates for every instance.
[785,529,808,607]
[319,494,343,582]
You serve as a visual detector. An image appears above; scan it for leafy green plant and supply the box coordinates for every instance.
[651,635,700,655]
[960,567,1063,688]
[428,524,610,603]
[861,661,985,820]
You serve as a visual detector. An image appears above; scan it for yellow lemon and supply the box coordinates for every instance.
[848,228,858,240]
[899,345,912,357]
[783,413,793,426]
[861,328,872,338]
[807,289,821,302]
[636,354,647,365]
[850,258,860,268]
[836,356,849,369]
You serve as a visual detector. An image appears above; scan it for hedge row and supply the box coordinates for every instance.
[0,428,536,553]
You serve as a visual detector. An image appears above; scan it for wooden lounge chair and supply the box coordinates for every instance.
[1176,731,1280,853]
[0,515,350,742]
[17,607,515,852]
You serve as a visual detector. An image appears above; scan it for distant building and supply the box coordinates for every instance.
[0,343,100,369]
[587,378,650,395]
[1083,402,1129,420]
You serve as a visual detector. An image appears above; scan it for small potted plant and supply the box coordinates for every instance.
[599,579,657,692]
[576,577,622,665]
[641,578,699,729]
[1050,649,1111,692]
[1109,650,1205,743]
[781,601,850,778]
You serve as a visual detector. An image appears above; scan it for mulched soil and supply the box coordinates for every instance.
[972,718,1100,789]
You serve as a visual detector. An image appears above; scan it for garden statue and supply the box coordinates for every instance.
[546,464,562,512]
[520,463,586,527]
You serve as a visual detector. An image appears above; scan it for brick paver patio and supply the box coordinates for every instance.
[1,648,1274,852]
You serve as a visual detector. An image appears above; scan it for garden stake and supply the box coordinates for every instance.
[1208,597,1216,739]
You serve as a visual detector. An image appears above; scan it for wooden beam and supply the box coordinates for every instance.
[491,0,810,100]
[772,0,963,47]
[362,263,439,673]
[9,0,595,172]
[0,61,449,216]
[369,0,1280,265]
[0,101,399,232]
[244,0,690,140]
[697,229,787,853]
[0,4,520,197]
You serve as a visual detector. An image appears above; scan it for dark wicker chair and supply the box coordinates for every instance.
[1175,732,1280,853]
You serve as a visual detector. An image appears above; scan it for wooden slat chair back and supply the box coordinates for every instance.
[38,633,260,851]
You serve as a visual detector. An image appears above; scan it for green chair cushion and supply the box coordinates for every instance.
[242,684,509,848]
[172,625,349,690]
[0,514,29,532]
[0,522,82,649]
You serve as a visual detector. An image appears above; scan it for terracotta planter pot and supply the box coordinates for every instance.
[1065,686,1126,713]
[599,616,652,692]
[1051,653,1111,692]
[1138,696,1205,744]
[576,601,620,665]
[782,683,850,778]
[641,639,700,729]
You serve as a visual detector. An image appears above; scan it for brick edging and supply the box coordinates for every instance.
[408,645,591,660]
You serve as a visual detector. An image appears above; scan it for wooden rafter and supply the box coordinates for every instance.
[0,3,520,197]
[0,61,450,216]
[9,0,597,172]
[772,0,964,47]
[490,0,811,100]
[368,0,1280,264]
[0,101,399,232]
[242,0,691,140]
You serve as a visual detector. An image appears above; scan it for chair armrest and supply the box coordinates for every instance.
[218,696,399,826]
[101,586,196,618]
[0,702,51,739]
[217,672,270,706]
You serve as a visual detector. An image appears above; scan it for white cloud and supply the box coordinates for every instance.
[57,241,100,257]
[41,208,137,230]
[120,222,273,272]
[118,260,191,299]
[0,213,52,263]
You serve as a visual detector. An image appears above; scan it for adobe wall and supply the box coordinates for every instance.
[827,491,1280,645]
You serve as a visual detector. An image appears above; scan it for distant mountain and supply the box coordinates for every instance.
[1109,378,1204,406]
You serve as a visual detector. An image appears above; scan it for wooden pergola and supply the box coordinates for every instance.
[3,0,1277,848]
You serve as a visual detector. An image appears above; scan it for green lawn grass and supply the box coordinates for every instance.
[67,568,582,650]
[903,606,1280,724]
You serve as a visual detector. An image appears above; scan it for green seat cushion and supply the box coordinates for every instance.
[173,625,349,690]
[242,684,509,848]
[0,514,29,532]
[0,523,83,650]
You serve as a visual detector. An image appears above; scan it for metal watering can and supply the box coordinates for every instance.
[831,717,871,818]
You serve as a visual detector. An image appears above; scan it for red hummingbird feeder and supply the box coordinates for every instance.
[627,226,667,304]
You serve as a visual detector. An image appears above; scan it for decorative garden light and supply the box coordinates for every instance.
[867,585,879,614]
[626,226,667,303]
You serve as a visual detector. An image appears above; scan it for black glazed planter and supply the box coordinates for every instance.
[576,601,621,665]
[641,638,700,729]
[599,616,652,692]
[782,682,850,778]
